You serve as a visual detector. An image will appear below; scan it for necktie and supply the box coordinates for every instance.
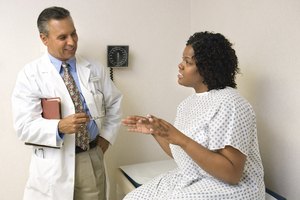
[62,62,90,150]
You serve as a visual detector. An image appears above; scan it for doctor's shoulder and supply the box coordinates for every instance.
[18,56,47,78]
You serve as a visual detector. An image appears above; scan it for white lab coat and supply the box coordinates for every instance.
[12,53,122,200]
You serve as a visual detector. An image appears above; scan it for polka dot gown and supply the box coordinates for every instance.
[123,87,265,200]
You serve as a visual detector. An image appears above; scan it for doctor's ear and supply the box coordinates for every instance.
[40,33,48,46]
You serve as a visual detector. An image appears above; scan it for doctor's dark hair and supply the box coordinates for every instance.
[186,32,239,90]
[37,6,71,36]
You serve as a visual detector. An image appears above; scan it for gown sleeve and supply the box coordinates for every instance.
[207,94,256,156]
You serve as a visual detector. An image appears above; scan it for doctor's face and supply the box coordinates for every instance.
[40,17,78,61]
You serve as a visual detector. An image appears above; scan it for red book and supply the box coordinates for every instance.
[41,97,61,119]
[24,97,61,148]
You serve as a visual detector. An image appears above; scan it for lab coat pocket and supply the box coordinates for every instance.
[88,76,106,127]
[27,148,56,195]
[89,90,105,127]
[93,91,106,117]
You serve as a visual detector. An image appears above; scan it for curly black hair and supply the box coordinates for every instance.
[186,32,239,90]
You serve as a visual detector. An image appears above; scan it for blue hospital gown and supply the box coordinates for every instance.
[123,87,265,200]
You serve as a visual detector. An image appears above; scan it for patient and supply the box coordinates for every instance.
[122,31,265,200]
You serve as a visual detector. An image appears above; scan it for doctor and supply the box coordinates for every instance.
[12,6,122,200]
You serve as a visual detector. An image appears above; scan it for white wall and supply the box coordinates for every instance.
[191,0,300,199]
[1,0,299,199]
[0,0,190,200]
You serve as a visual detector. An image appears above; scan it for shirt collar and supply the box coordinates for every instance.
[47,53,76,73]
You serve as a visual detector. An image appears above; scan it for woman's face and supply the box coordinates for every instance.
[177,45,208,93]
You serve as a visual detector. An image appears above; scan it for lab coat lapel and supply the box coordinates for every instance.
[76,56,91,89]
[76,56,97,118]
[40,54,75,116]
[39,54,67,94]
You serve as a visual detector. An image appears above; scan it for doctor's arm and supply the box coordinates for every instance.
[12,68,59,147]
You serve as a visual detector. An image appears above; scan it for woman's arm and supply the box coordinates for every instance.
[152,134,173,158]
[146,115,246,185]
[181,137,246,184]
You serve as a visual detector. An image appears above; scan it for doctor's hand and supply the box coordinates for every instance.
[97,136,110,153]
[58,113,90,134]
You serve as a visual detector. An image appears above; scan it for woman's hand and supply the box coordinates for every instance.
[123,114,188,146]
[145,115,187,146]
[122,115,153,134]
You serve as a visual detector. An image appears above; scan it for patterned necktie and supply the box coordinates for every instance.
[62,62,90,150]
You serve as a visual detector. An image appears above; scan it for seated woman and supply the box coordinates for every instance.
[122,31,265,200]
